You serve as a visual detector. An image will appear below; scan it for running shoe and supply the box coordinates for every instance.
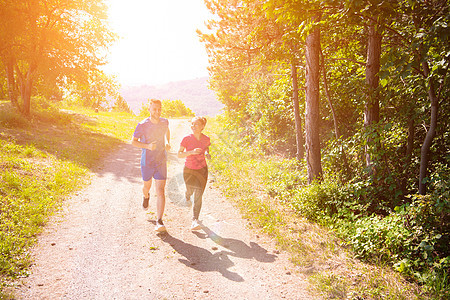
[143,196,149,209]
[191,219,201,231]
[184,198,192,207]
[155,220,166,232]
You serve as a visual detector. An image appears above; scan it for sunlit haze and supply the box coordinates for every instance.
[104,0,211,87]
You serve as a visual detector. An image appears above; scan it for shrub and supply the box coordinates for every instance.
[0,104,29,128]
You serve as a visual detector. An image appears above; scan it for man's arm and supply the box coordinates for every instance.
[165,128,171,151]
[131,136,156,150]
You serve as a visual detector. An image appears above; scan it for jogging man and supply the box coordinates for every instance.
[131,99,170,232]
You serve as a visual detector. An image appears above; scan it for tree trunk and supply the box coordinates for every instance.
[22,72,33,116]
[15,64,35,117]
[291,61,304,161]
[5,58,19,110]
[419,60,439,195]
[364,22,382,170]
[305,16,323,184]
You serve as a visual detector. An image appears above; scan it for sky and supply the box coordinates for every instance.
[104,0,212,87]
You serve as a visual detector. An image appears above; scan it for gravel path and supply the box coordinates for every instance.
[14,119,318,299]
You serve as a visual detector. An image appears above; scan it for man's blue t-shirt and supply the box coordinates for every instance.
[133,117,168,166]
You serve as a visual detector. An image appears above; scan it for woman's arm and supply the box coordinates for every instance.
[205,146,211,160]
[177,146,202,158]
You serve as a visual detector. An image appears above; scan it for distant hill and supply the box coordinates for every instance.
[120,77,224,116]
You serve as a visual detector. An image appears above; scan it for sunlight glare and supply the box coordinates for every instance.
[105,0,211,86]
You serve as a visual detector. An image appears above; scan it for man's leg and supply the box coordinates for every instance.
[154,179,166,221]
[143,179,152,197]
[142,179,152,208]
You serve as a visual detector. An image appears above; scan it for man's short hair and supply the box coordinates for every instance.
[150,99,161,106]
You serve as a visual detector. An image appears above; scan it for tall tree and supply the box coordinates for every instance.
[264,0,329,180]
[0,0,116,116]
[409,1,450,194]
[364,21,382,170]
[305,14,323,183]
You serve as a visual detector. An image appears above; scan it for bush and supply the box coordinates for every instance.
[287,160,449,297]
[31,96,72,125]
[0,103,29,129]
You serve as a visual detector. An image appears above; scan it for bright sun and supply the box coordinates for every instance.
[104,0,211,87]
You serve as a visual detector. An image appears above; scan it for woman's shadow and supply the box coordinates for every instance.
[159,233,244,282]
[158,225,277,282]
[195,225,277,263]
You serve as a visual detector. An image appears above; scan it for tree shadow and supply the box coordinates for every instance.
[158,232,244,282]
[0,108,143,183]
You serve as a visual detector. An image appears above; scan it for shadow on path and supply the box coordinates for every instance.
[197,225,277,263]
[157,224,278,282]
[158,232,244,282]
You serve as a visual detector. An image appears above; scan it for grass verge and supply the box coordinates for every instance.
[0,101,140,298]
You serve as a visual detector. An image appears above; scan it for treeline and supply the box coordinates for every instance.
[199,0,449,296]
[0,0,129,115]
[138,99,195,119]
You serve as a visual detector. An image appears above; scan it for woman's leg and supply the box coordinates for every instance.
[192,167,208,220]
[183,167,195,201]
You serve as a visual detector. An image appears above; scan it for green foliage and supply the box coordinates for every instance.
[330,162,450,298]
[137,99,195,119]
[393,162,450,278]
[161,99,195,118]
[0,104,29,129]
[30,97,73,126]
[111,96,132,114]
[208,115,424,299]
[245,75,297,156]
[64,71,122,111]
[0,0,117,116]
[209,113,449,297]
[323,121,420,215]
[343,214,410,262]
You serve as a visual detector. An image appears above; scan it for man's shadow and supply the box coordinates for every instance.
[157,225,277,282]
[158,233,244,282]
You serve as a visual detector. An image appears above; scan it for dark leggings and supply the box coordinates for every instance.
[183,166,208,220]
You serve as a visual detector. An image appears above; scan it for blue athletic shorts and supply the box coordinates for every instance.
[141,161,167,181]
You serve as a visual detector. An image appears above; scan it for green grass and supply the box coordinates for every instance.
[0,101,140,296]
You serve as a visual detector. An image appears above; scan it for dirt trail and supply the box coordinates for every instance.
[14,119,318,299]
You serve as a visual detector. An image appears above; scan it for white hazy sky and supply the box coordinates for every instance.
[104,0,212,87]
